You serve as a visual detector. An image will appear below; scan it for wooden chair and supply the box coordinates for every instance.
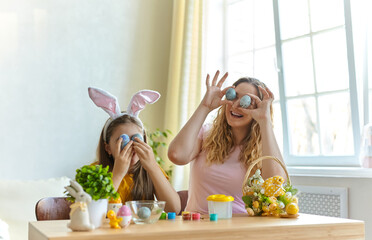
[35,197,71,220]
[177,190,188,215]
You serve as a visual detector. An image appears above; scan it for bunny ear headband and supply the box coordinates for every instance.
[88,87,160,142]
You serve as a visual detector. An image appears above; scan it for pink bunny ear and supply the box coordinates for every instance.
[88,87,121,119]
[127,90,160,117]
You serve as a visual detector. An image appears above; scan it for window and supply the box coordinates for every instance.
[203,0,369,166]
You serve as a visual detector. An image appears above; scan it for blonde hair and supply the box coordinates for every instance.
[202,77,273,171]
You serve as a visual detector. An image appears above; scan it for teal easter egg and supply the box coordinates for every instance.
[240,95,251,108]
[131,133,143,142]
[225,88,236,100]
[138,207,151,219]
[120,134,130,150]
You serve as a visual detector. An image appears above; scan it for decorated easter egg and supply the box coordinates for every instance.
[120,134,130,150]
[240,95,251,108]
[137,207,151,219]
[286,202,299,215]
[225,88,236,100]
[262,176,285,197]
[117,205,131,217]
[131,133,143,142]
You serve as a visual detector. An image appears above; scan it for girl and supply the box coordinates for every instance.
[89,87,181,214]
[167,71,286,214]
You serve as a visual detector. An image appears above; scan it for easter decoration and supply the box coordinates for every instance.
[226,88,236,100]
[242,156,299,218]
[64,180,95,231]
[117,205,132,228]
[108,196,123,215]
[66,165,119,228]
[107,210,123,229]
[225,88,252,108]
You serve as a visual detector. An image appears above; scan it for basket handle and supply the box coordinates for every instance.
[242,156,291,191]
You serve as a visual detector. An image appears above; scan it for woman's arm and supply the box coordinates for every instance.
[168,71,231,165]
[245,86,286,180]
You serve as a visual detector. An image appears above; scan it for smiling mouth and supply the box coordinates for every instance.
[230,111,243,118]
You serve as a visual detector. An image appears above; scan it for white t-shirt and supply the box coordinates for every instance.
[185,124,248,214]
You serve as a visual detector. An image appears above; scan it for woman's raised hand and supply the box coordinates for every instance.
[244,86,274,125]
[201,70,231,111]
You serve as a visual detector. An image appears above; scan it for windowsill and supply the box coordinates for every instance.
[287,166,372,178]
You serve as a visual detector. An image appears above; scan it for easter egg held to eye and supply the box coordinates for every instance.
[225,88,236,100]
[120,134,130,150]
[137,207,151,219]
[131,133,143,142]
[240,95,251,108]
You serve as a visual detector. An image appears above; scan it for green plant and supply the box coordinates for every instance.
[67,165,119,201]
[148,128,173,177]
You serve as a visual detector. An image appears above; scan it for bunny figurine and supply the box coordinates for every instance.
[65,180,95,231]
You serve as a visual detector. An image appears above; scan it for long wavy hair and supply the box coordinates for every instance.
[202,77,274,171]
[97,114,155,201]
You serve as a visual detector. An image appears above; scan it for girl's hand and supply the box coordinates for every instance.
[112,138,133,177]
[132,137,157,172]
[201,70,231,111]
[242,86,274,125]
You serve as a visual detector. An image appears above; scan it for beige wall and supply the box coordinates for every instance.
[0,0,173,180]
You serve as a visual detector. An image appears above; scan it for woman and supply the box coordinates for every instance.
[168,70,285,214]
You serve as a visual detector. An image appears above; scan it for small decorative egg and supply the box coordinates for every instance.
[131,133,143,142]
[137,207,151,219]
[225,88,236,100]
[285,202,299,215]
[120,134,130,150]
[240,95,251,108]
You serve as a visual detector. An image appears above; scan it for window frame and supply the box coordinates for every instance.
[220,0,363,167]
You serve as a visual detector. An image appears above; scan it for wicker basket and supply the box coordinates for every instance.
[242,156,299,218]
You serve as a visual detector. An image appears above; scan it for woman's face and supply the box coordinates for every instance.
[225,82,259,128]
[105,123,143,166]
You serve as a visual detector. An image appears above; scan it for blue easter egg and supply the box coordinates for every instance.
[138,207,151,219]
[240,95,251,108]
[131,133,143,142]
[120,134,130,150]
[225,88,236,100]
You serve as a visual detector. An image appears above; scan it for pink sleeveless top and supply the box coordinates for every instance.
[185,124,248,214]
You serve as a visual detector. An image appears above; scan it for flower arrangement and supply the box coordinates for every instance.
[242,156,299,218]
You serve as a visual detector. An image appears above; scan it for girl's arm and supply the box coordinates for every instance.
[133,138,181,213]
[168,71,231,165]
[110,139,134,190]
[244,86,286,180]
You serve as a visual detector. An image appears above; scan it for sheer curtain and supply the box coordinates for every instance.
[164,0,204,191]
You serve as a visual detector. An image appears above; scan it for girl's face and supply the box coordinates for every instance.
[105,123,143,166]
[225,82,259,128]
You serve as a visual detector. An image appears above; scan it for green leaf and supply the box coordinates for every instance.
[242,195,253,207]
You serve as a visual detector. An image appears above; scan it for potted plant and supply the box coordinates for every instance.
[67,164,119,228]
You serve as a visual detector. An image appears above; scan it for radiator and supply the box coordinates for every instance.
[296,185,348,218]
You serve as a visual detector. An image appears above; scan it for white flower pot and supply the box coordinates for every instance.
[88,199,108,228]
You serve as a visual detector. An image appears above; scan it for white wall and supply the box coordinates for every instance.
[0,0,173,180]
[292,175,372,239]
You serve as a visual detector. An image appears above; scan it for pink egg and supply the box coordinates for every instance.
[117,205,131,217]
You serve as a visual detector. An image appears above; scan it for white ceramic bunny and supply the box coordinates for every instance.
[65,180,95,231]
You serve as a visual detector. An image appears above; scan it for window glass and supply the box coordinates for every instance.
[318,92,354,155]
[310,0,345,32]
[313,29,349,92]
[282,37,315,96]
[254,0,275,48]
[287,97,319,155]
[226,52,253,85]
[278,0,310,39]
[273,102,283,153]
[227,0,254,54]
[254,47,279,99]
